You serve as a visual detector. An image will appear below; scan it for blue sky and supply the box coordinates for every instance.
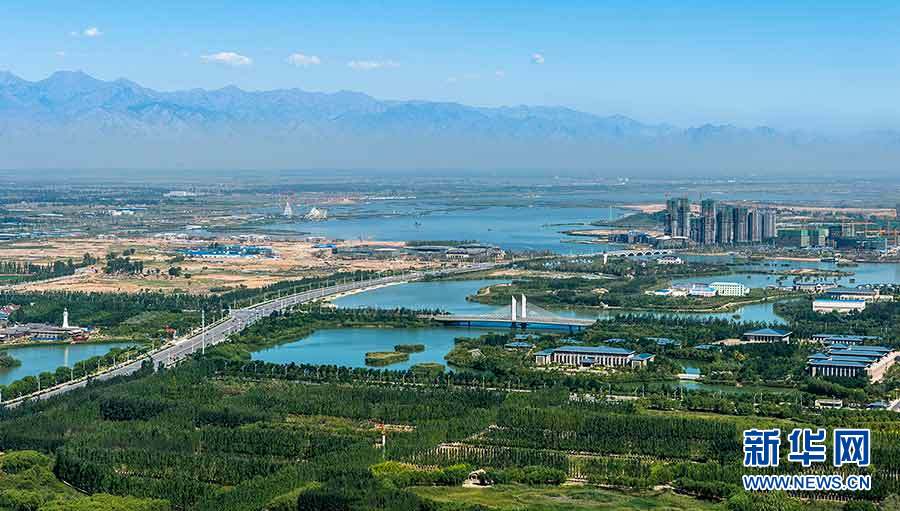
[1,0,899,131]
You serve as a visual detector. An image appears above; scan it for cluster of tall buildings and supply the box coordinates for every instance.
[665,198,777,245]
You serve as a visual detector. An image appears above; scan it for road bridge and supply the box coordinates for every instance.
[431,294,596,332]
[2,263,497,408]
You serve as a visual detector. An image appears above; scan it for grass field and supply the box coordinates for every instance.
[411,485,723,510]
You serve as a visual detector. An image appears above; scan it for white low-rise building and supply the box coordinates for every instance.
[656,256,683,265]
[813,299,866,314]
[709,282,750,297]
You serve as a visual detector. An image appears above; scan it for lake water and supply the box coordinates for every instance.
[252,278,786,370]
[336,279,785,324]
[252,327,475,371]
[334,279,508,315]
[682,255,900,287]
[263,205,629,254]
[0,342,136,386]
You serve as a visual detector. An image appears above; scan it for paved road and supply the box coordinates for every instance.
[2,264,496,408]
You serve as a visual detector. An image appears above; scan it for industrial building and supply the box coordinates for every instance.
[334,243,505,262]
[824,287,891,303]
[656,256,683,265]
[807,345,898,382]
[0,308,87,342]
[812,299,866,314]
[179,245,275,259]
[534,345,655,368]
[793,282,838,294]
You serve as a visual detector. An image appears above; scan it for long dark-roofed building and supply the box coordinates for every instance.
[535,345,655,368]
[807,345,898,382]
[743,328,792,343]
[811,334,881,345]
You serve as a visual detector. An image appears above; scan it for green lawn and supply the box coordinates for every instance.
[411,484,723,510]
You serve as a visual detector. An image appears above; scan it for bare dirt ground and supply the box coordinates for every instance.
[567,227,666,237]
[1,237,436,294]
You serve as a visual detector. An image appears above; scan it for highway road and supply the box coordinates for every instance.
[2,263,496,409]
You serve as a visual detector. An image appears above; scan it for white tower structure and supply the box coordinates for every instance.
[511,296,517,322]
[62,307,69,329]
[521,294,527,318]
[283,200,294,217]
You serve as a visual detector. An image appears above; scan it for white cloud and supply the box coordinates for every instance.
[201,52,253,67]
[286,53,321,67]
[531,53,545,64]
[70,27,103,38]
[347,59,399,71]
[447,73,481,83]
[55,51,66,58]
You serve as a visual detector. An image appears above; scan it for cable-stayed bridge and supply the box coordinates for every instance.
[431,294,596,332]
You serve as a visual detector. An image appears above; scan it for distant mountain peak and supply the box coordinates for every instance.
[0,70,896,172]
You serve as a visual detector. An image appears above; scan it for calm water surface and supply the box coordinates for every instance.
[681,255,900,287]
[252,278,787,369]
[264,205,628,254]
[252,327,482,371]
[0,342,136,385]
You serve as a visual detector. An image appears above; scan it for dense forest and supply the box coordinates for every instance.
[0,357,895,510]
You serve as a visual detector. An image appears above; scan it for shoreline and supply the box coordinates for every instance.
[0,339,142,350]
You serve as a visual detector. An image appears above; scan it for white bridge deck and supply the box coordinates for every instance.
[431,294,596,330]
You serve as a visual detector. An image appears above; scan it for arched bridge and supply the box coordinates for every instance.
[573,249,674,264]
[431,295,596,332]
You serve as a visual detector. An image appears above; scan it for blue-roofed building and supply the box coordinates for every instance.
[812,334,881,345]
[504,341,534,350]
[534,345,654,368]
[605,338,628,344]
[631,353,656,366]
[694,343,720,351]
[647,337,681,347]
[824,287,888,303]
[807,345,898,382]
[743,328,793,343]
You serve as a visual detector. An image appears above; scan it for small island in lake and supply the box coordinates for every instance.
[0,351,22,368]
[365,351,410,366]
[394,343,425,353]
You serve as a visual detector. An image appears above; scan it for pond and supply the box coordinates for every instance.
[0,342,137,386]
[252,327,486,371]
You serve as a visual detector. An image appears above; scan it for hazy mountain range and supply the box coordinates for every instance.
[1,70,898,174]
